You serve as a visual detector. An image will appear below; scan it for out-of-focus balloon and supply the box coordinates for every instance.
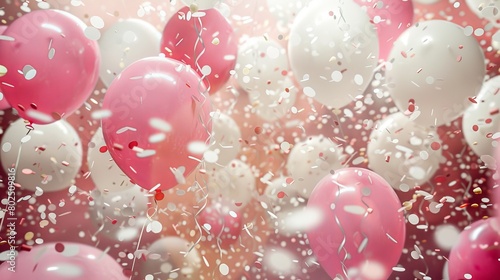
[266,0,310,32]
[161,7,237,94]
[139,236,202,280]
[354,0,414,60]
[462,76,500,157]
[288,0,379,109]
[0,10,100,124]
[466,0,500,24]
[207,159,256,208]
[87,128,134,192]
[286,135,345,198]
[182,0,220,10]
[99,19,161,87]
[386,20,485,127]
[1,119,82,192]
[197,200,242,246]
[448,218,500,280]
[234,36,288,92]
[206,112,241,169]
[307,168,406,280]
[101,57,211,191]
[0,242,127,280]
[89,185,148,242]
[367,112,443,192]
[0,25,10,111]
[248,77,298,121]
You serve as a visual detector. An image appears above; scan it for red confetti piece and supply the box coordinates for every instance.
[285,177,294,184]
[111,219,118,225]
[457,55,462,62]
[401,51,407,58]
[254,261,263,269]
[55,243,64,253]
[254,127,262,134]
[30,103,37,109]
[113,143,123,150]
[277,191,286,199]
[468,97,477,104]
[490,108,499,115]
[385,156,390,163]
[485,118,492,124]
[430,142,441,150]
[99,146,108,153]
[459,203,468,208]
[155,191,165,201]
[472,125,479,132]
[128,141,138,149]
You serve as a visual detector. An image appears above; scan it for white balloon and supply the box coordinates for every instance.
[288,0,379,108]
[140,236,201,280]
[207,112,241,168]
[267,0,311,33]
[367,112,443,192]
[87,127,134,192]
[99,19,161,87]
[207,159,256,208]
[466,0,500,24]
[1,119,82,192]
[89,185,149,242]
[248,77,298,122]
[235,36,289,92]
[181,0,220,10]
[286,135,345,198]
[386,20,486,127]
[462,76,500,157]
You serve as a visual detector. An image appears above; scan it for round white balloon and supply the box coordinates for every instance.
[248,77,298,121]
[267,0,311,33]
[1,119,82,192]
[466,0,500,24]
[89,185,149,242]
[206,112,241,168]
[367,112,443,192]
[87,127,134,192]
[286,135,345,198]
[288,0,379,109]
[463,76,500,157]
[181,0,220,10]
[207,159,256,208]
[386,20,486,127]
[140,236,201,280]
[99,19,161,87]
[235,36,289,92]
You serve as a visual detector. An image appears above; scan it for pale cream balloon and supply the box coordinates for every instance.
[288,0,379,109]
[88,185,149,242]
[386,20,486,127]
[462,76,500,157]
[181,0,220,10]
[234,36,289,92]
[207,159,256,208]
[248,77,298,122]
[367,112,443,192]
[206,112,241,168]
[87,127,134,192]
[286,135,345,198]
[99,19,161,87]
[139,236,202,280]
[1,119,82,192]
[266,0,311,33]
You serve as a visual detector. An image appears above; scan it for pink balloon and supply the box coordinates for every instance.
[448,218,500,279]
[160,7,237,94]
[0,242,126,279]
[0,10,100,124]
[0,25,10,111]
[197,201,243,247]
[354,0,414,60]
[307,168,406,279]
[101,57,211,191]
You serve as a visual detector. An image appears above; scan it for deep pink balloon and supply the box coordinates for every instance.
[161,7,237,94]
[0,25,10,111]
[307,168,406,279]
[101,57,211,191]
[198,202,243,247]
[0,242,126,279]
[448,218,500,279]
[0,10,100,124]
[354,0,414,60]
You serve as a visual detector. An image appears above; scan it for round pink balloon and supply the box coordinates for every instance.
[354,0,414,60]
[0,25,10,111]
[0,242,126,279]
[161,7,237,94]
[101,57,211,191]
[0,10,100,124]
[198,202,243,247]
[307,168,406,279]
[448,218,500,279]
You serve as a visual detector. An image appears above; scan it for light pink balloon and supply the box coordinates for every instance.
[448,218,500,280]
[0,25,10,111]
[198,201,243,247]
[354,0,414,60]
[101,57,211,191]
[307,168,406,280]
[0,242,127,280]
[161,7,237,94]
[0,10,100,124]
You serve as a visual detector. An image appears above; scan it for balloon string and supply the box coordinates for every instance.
[129,218,148,280]
[334,184,349,278]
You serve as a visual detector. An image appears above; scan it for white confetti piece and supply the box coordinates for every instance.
[219,263,229,275]
[149,118,172,132]
[91,109,112,120]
